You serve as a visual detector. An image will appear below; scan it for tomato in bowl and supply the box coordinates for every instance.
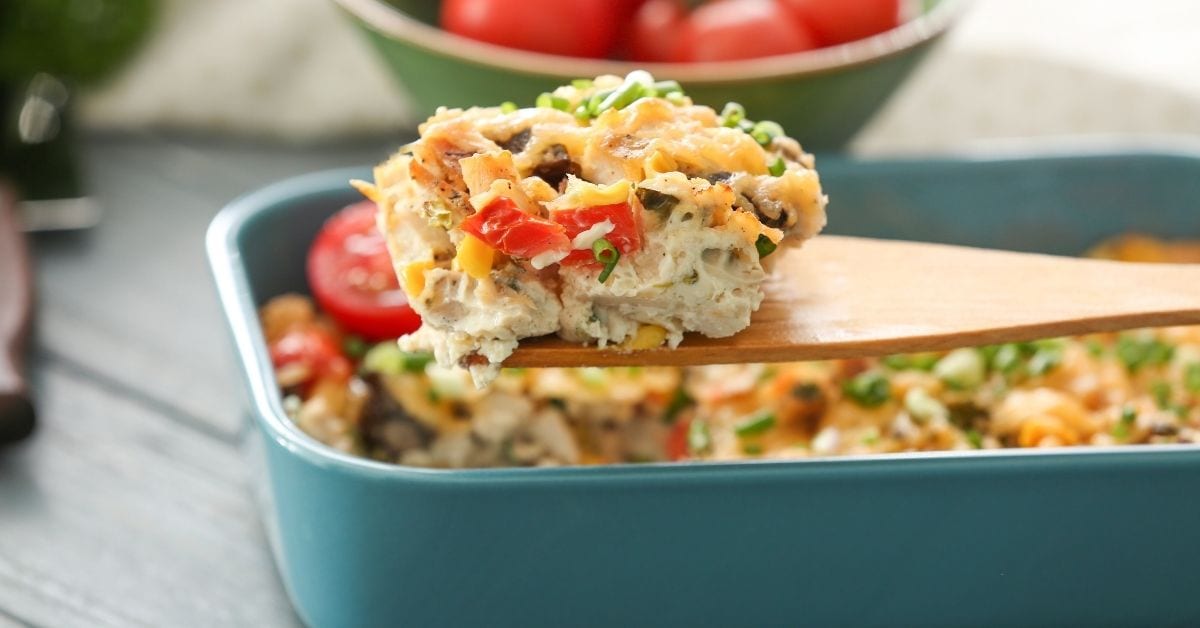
[332,0,962,150]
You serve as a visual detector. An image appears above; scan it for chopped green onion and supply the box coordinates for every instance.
[1086,340,1106,358]
[720,102,745,127]
[934,348,986,390]
[1116,334,1174,373]
[593,237,620,283]
[750,120,784,146]
[342,335,368,360]
[843,371,891,408]
[1151,381,1172,409]
[904,388,948,424]
[860,429,880,446]
[499,101,518,113]
[1120,406,1138,425]
[882,353,939,371]
[664,91,688,106]
[663,387,693,424]
[1113,406,1137,439]
[687,419,712,455]
[362,343,433,375]
[768,156,786,177]
[742,443,764,456]
[737,118,756,133]
[573,104,591,121]
[965,429,984,449]
[1027,341,1064,376]
[536,92,570,111]
[650,80,683,96]
[990,343,1023,374]
[1185,362,1200,393]
[734,411,776,437]
[571,78,594,89]
[594,71,654,114]
[755,234,777,259]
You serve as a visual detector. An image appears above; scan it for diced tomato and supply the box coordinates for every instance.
[307,200,422,341]
[551,203,642,265]
[665,417,692,461]
[460,197,571,260]
[269,327,352,384]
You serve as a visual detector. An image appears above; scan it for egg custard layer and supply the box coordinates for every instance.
[358,72,828,386]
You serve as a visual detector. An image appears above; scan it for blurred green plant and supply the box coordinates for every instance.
[0,0,158,84]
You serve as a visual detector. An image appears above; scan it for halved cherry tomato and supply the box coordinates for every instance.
[779,0,900,46]
[665,417,692,461]
[675,0,820,62]
[623,0,689,63]
[440,0,623,58]
[460,197,571,260]
[551,203,642,265]
[307,201,421,341]
[269,327,352,384]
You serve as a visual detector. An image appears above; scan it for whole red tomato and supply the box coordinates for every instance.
[440,0,623,58]
[307,201,421,341]
[779,0,900,46]
[674,0,820,62]
[623,0,689,62]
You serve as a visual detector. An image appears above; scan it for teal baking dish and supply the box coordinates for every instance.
[208,150,1200,628]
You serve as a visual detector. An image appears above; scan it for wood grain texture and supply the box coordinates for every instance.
[506,236,1200,367]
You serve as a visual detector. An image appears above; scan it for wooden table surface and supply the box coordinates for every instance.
[0,132,403,628]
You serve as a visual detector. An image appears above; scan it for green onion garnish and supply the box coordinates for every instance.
[754,234,777,259]
[571,78,594,89]
[990,343,1022,374]
[499,101,518,113]
[734,411,776,437]
[750,120,784,146]
[1120,406,1138,425]
[1151,381,1172,409]
[965,429,983,449]
[687,419,712,455]
[1116,334,1174,373]
[662,387,693,424]
[843,371,891,408]
[536,92,570,111]
[342,335,368,360]
[592,237,620,283]
[650,80,683,96]
[934,348,986,390]
[768,156,786,177]
[1185,362,1200,393]
[720,102,745,127]
[903,388,948,424]
[742,443,764,456]
[1086,339,1106,358]
[1027,341,1064,376]
[362,343,434,375]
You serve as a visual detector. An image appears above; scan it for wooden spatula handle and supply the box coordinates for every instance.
[0,181,36,443]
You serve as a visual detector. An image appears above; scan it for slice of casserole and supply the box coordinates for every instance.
[357,72,828,386]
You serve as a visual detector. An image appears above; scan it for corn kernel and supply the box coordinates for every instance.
[455,234,494,280]
[402,261,435,298]
[626,324,668,351]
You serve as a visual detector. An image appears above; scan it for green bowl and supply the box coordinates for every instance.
[332,0,964,151]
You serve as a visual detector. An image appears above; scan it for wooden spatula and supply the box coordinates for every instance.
[504,236,1200,368]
